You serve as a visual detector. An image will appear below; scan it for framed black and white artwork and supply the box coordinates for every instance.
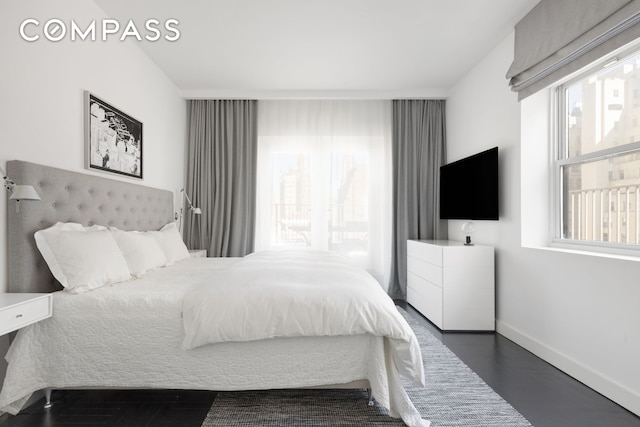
[85,91,143,179]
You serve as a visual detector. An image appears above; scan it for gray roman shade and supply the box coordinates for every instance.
[507,0,640,100]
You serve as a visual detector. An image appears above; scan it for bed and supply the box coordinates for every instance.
[0,160,429,427]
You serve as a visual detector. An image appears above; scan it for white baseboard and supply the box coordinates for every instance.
[496,320,640,417]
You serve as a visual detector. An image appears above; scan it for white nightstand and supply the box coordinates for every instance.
[0,293,53,336]
[188,249,207,258]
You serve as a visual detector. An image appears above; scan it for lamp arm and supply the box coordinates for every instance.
[184,191,194,208]
[180,188,201,215]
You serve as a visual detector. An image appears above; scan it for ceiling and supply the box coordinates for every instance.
[94,0,539,99]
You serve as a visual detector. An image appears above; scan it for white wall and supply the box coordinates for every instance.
[0,0,186,383]
[446,32,640,415]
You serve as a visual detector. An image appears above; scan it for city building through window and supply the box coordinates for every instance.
[555,46,640,250]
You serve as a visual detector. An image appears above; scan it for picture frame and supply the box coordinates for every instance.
[85,91,143,179]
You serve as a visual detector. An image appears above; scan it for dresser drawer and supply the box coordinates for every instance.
[443,286,494,311]
[407,256,443,287]
[407,273,443,329]
[443,246,494,270]
[0,294,52,336]
[407,240,443,266]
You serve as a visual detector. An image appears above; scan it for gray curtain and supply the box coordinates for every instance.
[507,0,640,100]
[185,100,257,257]
[388,99,448,301]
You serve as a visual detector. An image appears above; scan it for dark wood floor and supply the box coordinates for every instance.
[0,389,216,427]
[1,305,639,427]
[404,304,640,427]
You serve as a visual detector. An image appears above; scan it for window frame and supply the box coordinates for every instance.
[551,44,640,257]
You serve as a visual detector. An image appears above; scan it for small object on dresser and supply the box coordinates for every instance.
[461,221,475,245]
[188,249,207,258]
[0,293,53,336]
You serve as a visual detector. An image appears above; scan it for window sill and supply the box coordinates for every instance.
[523,241,640,263]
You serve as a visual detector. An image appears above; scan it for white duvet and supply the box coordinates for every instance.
[183,250,425,385]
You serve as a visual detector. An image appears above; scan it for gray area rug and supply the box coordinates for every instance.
[202,308,533,426]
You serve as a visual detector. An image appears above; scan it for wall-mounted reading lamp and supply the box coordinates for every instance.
[177,189,202,247]
[177,188,202,226]
[1,166,41,212]
[180,188,202,215]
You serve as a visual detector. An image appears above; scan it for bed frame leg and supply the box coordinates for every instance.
[44,388,53,409]
[366,388,374,406]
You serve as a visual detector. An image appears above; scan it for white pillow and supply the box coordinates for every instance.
[150,222,190,264]
[34,222,132,293]
[110,228,167,277]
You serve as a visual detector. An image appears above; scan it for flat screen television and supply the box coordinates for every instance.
[439,147,499,220]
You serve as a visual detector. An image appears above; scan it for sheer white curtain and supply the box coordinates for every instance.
[256,100,392,288]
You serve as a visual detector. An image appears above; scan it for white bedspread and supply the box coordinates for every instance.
[0,255,430,427]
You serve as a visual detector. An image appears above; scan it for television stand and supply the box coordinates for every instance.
[406,239,495,331]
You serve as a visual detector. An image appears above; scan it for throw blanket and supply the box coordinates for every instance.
[182,250,425,385]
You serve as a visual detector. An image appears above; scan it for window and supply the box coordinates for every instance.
[256,100,392,284]
[554,47,640,250]
[259,146,373,251]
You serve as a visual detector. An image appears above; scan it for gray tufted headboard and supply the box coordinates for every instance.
[7,160,174,293]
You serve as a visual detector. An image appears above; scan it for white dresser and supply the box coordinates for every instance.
[407,239,495,331]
